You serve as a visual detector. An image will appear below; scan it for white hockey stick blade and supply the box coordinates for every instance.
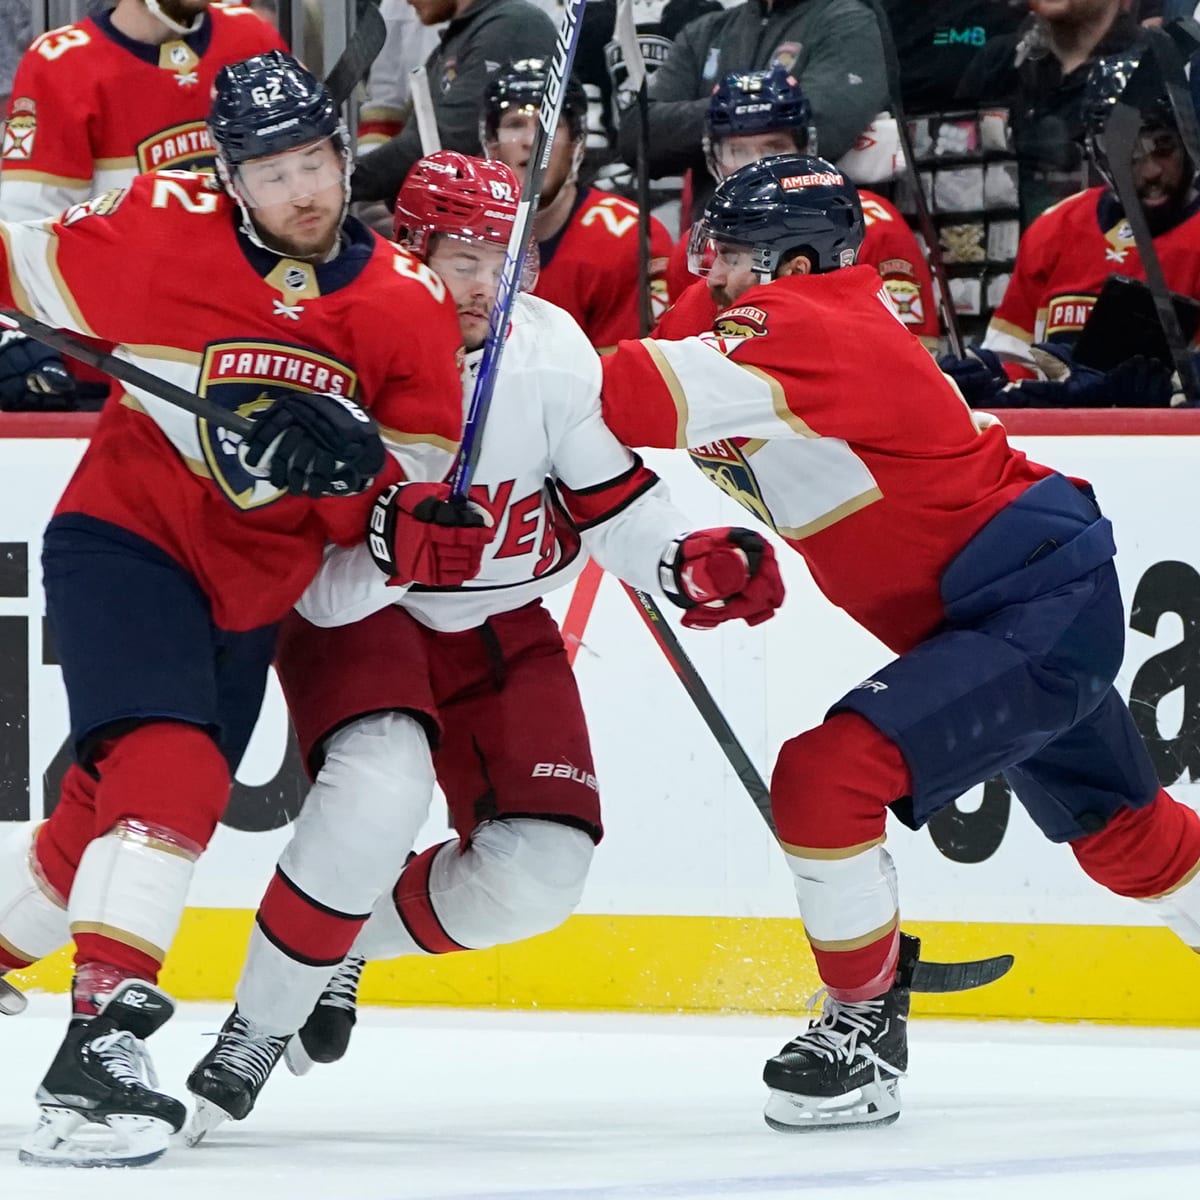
[0,977,27,1015]
[19,1106,173,1167]
[182,1096,231,1148]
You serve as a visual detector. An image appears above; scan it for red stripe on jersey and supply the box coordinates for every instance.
[256,868,369,968]
[556,456,658,530]
[393,842,467,955]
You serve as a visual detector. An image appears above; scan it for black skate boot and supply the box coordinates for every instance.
[20,979,186,1167]
[284,953,365,1077]
[184,1007,289,1146]
[762,933,918,1133]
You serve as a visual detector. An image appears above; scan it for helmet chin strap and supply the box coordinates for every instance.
[145,0,204,36]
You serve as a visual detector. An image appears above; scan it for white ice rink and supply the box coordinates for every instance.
[2,996,1199,1199]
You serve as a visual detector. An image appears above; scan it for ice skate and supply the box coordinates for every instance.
[285,954,365,1077]
[184,1007,289,1146]
[1,977,27,1015]
[762,935,916,1133]
[19,979,185,1167]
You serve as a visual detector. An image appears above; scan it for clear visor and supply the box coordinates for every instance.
[686,224,755,277]
[433,232,540,292]
[233,139,345,208]
[712,138,767,178]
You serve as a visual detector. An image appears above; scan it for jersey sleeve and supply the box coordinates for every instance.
[0,175,159,335]
[0,31,97,221]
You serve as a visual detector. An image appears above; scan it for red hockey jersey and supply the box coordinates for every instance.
[0,172,465,632]
[533,187,674,351]
[602,267,1054,653]
[663,188,939,344]
[0,3,285,221]
[985,187,1200,363]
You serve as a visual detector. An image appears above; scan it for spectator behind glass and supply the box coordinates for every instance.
[939,50,1200,409]
[0,0,284,413]
[619,0,887,225]
[0,5,32,110]
[959,0,1144,229]
[349,0,557,205]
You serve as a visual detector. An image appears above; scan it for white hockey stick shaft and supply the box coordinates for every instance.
[409,65,441,154]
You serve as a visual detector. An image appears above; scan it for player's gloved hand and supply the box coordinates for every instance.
[0,328,77,411]
[1014,343,1175,409]
[937,346,1007,407]
[242,391,386,498]
[660,527,785,630]
[367,481,496,587]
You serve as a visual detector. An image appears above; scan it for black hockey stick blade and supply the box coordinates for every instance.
[910,950,1015,994]
[325,0,387,108]
[1104,86,1200,400]
[0,978,27,1016]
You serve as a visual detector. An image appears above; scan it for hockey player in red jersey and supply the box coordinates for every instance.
[664,66,940,351]
[0,53,489,1167]
[0,0,284,411]
[941,51,1200,408]
[181,150,784,1141]
[600,152,1200,1132]
[482,59,674,350]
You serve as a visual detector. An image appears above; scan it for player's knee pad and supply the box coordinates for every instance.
[278,711,436,914]
[770,713,906,851]
[92,722,231,850]
[0,824,70,970]
[1072,789,1200,898]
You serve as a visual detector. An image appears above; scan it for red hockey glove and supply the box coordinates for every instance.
[367,482,495,587]
[660,527,785,630]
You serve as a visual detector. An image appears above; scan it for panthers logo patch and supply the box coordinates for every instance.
[197,342,359,510]
[688,440,776,531]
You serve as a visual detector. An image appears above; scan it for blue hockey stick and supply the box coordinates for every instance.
[447,0,589,500]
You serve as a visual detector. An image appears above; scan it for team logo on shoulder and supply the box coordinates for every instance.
[883,278,924,326]
[688,440,776,530]
[1044,293,1095,338]
[2,98,37,161]
[197,342,359,510]
[702,305,768,355]
[138,121,214,172]
[61,188,127,226]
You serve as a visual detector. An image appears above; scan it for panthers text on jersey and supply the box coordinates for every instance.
[0,171,465,631]
[297,293,693,634]
[602,266,1058,654]
[534,187,674,351]
[985,187,1200,364]
[0,2,285,221]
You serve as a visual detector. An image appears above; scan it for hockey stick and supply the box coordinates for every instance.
[1104,56,1200,401]
[0,977,26,1016]
[0,310,253,436]
[614,0,652,337]
[324,0,388,108]
[447,0,589,500]
[865,0,964,356]
[410,64,441,154]
[619,581,1014,994]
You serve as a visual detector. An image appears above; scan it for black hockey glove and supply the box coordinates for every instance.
[937,346,1008,408]
[0,328,76,411]
[242,391,386,499]
[1011,344,1176,409]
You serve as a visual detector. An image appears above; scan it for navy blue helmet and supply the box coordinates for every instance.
[692,154,864,277]
[481,59,589,146]
[1082,50,1183,191]
[706,66,812,145]
[208,50,341,168]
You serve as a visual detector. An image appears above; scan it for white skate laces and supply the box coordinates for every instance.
[205,1013,288,1089]
[322,955,365,1012]
[90,1029,158,1090]
[791,989,906,1077]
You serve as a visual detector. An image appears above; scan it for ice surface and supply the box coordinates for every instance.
[2,996,1199,1199]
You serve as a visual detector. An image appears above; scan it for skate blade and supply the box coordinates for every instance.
[19,1106,172,1167]
[0,978,27,1015]
[284,1038,315,1077]
[763,1078,901,1133]
[183,1096,232,1148]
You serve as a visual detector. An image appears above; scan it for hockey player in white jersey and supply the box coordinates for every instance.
[183,150,785,1138]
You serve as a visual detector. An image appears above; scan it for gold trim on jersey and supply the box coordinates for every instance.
[0,225,34,315]
[115,824,199,861]
[119,393,213,477]
[988,315,1033,344]
[806,915,898,953]
[47,237,97,338]
[265,259,321,304]
[779,835,886,859]
[737,362,816,437]
[378,423,460,455]
[0,168,92,188]
[639,338,689,447]
[777,486,883,541]
[0,931,34,965]
[69,921,166,964]
[1145,855,1200,900]
[122,344,204,366]
[92,155,138,172]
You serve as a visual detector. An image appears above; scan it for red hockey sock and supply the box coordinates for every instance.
[1072,789,1200,898]
[35,765,100,901]
[256,867,369,968]
[393,841,468,955]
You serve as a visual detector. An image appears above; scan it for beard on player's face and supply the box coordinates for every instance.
[153,0,213,19]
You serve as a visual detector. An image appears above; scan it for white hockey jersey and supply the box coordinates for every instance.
[298,294,694,633]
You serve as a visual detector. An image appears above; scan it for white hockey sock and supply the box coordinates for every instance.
[354,819,594,960]
[0,824,69,967]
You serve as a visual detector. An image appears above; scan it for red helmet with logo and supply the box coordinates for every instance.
[394,151,521,255]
